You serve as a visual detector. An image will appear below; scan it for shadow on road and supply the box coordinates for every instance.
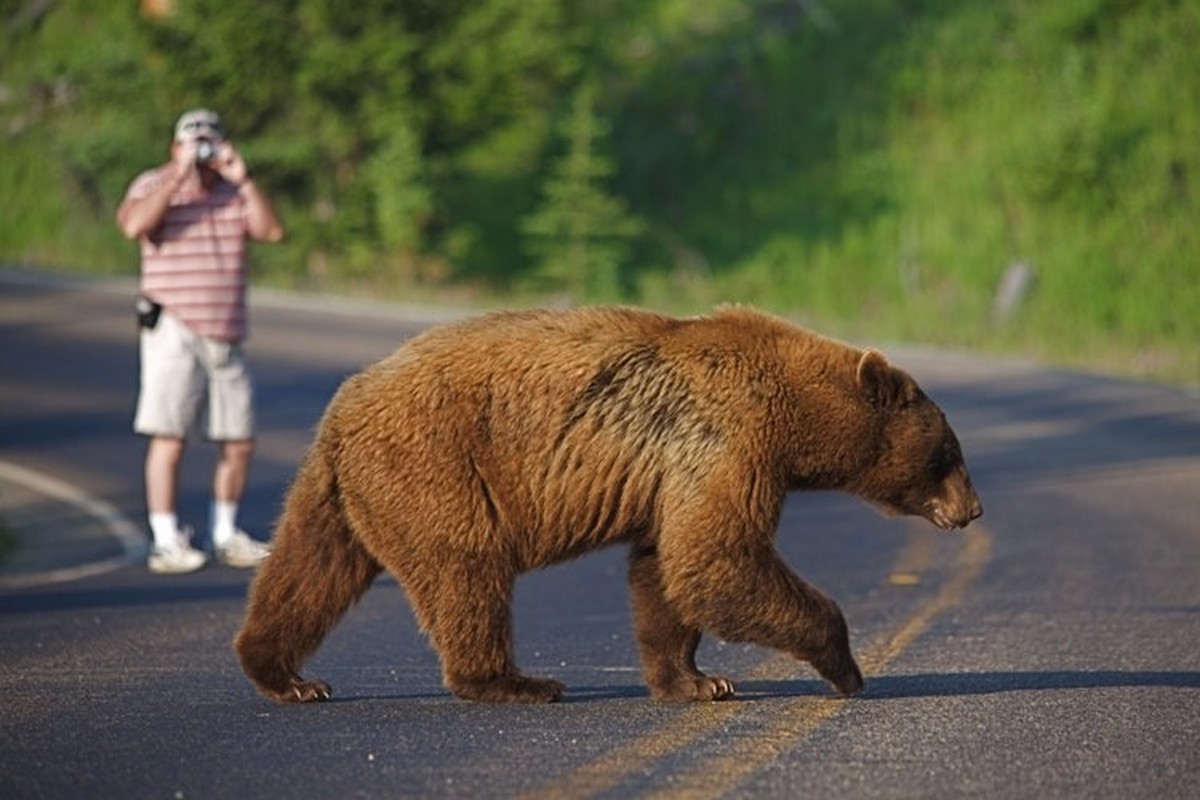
[0,576,249,614]
[301,668,1200,707]
[737,670,1200,700]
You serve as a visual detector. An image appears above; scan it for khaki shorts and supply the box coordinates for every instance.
[133,310,255,441]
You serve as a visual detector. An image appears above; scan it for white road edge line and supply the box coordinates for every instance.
[0,460,146,589]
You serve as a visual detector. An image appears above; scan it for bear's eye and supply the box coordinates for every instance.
[897,385,926,411]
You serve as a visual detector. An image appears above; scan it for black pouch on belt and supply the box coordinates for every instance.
[136,296,163,329]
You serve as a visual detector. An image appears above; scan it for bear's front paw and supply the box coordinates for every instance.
[651,674,736,702]
[808,653,863,697]
[798,642,865,698]
[831,668,863,697]
[450,674,566,704]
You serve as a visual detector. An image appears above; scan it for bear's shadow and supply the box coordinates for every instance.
[740,669,1200,700]
[329,669,1199,705]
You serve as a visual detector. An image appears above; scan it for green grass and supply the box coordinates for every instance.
[612,0,1200,387]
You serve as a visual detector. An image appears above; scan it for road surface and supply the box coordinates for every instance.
[1,273,1197,798]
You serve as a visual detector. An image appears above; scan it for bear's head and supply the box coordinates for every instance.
[851,350,983,531]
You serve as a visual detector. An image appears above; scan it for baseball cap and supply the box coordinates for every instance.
[174,108,224,142]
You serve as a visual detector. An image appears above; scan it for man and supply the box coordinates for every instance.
[117,108,284,574]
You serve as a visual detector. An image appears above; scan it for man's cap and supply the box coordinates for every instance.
[174,108,224,142]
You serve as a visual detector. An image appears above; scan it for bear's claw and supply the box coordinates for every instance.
[701,676,737,701]
[651,674,737,702]
[284,678,332,703]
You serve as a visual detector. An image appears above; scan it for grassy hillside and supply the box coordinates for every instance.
[1,0,1197,385]
[609,0,1199,383]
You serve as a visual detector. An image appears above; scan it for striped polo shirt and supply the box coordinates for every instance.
[125,165,251,342]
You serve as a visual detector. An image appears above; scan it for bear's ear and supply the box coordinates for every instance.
[856,349,902,407]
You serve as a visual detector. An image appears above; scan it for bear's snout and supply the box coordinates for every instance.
[928,482,983,530]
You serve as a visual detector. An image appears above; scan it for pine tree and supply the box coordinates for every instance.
[522,78,643,301]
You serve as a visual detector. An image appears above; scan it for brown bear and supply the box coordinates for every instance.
[235,305,981,704]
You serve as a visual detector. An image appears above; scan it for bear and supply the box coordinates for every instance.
[235,305,982,704]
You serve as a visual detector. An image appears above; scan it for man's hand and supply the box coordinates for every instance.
[172,139,201,180]
[212,141,249,185]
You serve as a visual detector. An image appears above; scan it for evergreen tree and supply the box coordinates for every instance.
[522,78,643,301]
[366,112,430,255]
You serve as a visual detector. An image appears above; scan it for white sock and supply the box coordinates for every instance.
[149,512,181,550]
[211,500,239,546]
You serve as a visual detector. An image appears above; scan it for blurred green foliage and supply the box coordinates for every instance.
[0,0,1196,383]
[522,78,644,300]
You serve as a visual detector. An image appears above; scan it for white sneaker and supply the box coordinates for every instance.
[148,527,208,574]
[215,529,271,568]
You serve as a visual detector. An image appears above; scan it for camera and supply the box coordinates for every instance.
[195,139,217,166]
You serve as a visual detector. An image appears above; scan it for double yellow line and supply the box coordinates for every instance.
[525,523,993,799]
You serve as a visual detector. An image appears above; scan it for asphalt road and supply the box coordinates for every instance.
[1,273,1197,799]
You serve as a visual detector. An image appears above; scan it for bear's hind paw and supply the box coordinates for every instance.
[271,677,332,704]
[450,674,566,704]
[651,675,736,702]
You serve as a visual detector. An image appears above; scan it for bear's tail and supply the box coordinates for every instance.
[234,445,381,703]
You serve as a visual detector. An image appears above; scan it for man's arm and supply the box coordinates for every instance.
[213,141,284,243]
[238,178,285,243]
[116,164,188,240]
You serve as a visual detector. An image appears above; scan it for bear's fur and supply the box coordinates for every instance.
[235,306,981,704]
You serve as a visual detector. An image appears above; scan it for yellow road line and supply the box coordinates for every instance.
[524,523,992,799]
[886,524,938,586]
[649,524,992,799]
[861,525,991,676]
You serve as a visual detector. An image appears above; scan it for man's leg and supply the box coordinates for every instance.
[136,312,207,572]
[214,438,254,508]
[146,435,185,537]
[213,438,269,566]
[144,435,207,573]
